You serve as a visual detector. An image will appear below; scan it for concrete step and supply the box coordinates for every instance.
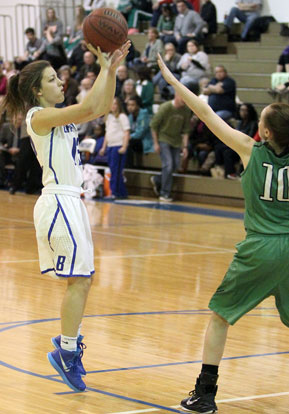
[237,88,274,104]
[125,169,244,206]
[232,73,271,88]
[260,33,289,45]
[237,46,283,60]
[209,59,275,74]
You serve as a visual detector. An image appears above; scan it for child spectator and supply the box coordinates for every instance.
[99,97,130,199]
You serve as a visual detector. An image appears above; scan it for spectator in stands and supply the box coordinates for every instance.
[126,96,154,167]
[173,0,206,53]
[157,5,176,44]
[76,50,100,82]
[276,45,289,73]
[41,7,64,36]
[15,28,43,70]
[212,103,258,179]
[200,0,217,35]
[150,93,191,201]
[83,0,106,15]
[68,40,88,75]
[3,61,17,81]
[0,65,7,105]
[99,97,130,199]
[118,0,153,34]
[120,78,138,113]
[76,77,94,104]
[58,65,79,106]
[153,42,181,99]
[86,123,108,165]
[0,114,42,194]
[38,8,66,70]
[130,27,164,72]
[203,65,236,121]
[115,64,129,97]
[64,5,85,58]
[177,39,210,93]
[135,66,155,114]
[221,0,263,41]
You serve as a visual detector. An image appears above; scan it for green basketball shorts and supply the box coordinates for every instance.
[209,232,289,326]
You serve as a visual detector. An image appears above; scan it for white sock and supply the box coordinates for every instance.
[61,335,77,352]
[77,324,82,338]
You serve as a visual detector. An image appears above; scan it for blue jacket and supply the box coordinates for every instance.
[128,108,154,154]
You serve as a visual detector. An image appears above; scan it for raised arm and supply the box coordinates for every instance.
[157,54,255,168]
[32,41,131,135]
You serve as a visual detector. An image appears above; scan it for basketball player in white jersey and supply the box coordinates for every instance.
[0,41,130,392]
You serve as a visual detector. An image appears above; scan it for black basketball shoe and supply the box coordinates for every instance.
[180,372,218,413]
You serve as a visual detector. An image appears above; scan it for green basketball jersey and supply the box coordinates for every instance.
[241,142,289,234]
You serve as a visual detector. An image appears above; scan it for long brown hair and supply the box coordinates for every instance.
[0,60,51,124]
[264,103,289,149]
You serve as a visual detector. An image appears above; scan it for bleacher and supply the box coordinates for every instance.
[126,22,286,207]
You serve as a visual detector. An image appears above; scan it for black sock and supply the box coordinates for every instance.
[201,364,219,376]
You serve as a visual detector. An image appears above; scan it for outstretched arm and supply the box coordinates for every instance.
[32,41,131,135]
[157,54,255,168]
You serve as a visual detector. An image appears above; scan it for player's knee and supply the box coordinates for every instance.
[212,311,229,326]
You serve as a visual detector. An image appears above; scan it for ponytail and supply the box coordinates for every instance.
[0,60,51,126]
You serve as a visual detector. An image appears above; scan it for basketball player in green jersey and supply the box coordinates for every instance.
[157,53,289,414]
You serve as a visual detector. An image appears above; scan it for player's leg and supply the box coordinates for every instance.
[180,312,228,413]
[48,276,92,392]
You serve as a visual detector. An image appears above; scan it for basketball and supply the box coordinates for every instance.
[82,8,128,53]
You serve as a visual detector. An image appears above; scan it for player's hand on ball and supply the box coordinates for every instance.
[110,40,131,71]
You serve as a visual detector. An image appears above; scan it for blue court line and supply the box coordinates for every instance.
[0,308,282,413]
[98,199,245,220]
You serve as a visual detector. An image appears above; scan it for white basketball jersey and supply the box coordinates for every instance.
[26,106,83,187]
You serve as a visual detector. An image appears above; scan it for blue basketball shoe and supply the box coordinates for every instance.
[51,335,86,376]
[47,348,86,392]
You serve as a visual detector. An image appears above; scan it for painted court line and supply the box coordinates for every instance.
[0,249,233,264]
[92,230,235,253]
[109,391,289,414]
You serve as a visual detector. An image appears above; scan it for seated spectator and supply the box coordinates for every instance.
[118,0,153,33]
[276,45,289,73]
[64,5,85,58]
[212,103,258,180]
[15,28,43,70]
[181,114,217,174]
[83,0,106,15]
[99,97,130,199]
[58,65,79,106]
[126,96,154,167]
[130,27,164,71]
[115,64,129,97]
[177,39,210,93]
[76,50,100,82]
[0,65,7,105]
[68,40,88,75]
[0,114,42,194]
[157,5,176,44]
[221,0,263,41]
[150,93,191,201]
[38,8,67,70]
[86,123,108,165]
[203,65,236,121]
[173,0,206,53]
[76,77,94,103]
[135,66,155,114]
[120,78,138,113]
[3,61,17,81]
[200,0,217,35]
[153,42,181,99]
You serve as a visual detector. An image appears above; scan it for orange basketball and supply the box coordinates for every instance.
[82,8,128,53]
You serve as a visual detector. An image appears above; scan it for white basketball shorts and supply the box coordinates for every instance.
[33,185,95,279]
